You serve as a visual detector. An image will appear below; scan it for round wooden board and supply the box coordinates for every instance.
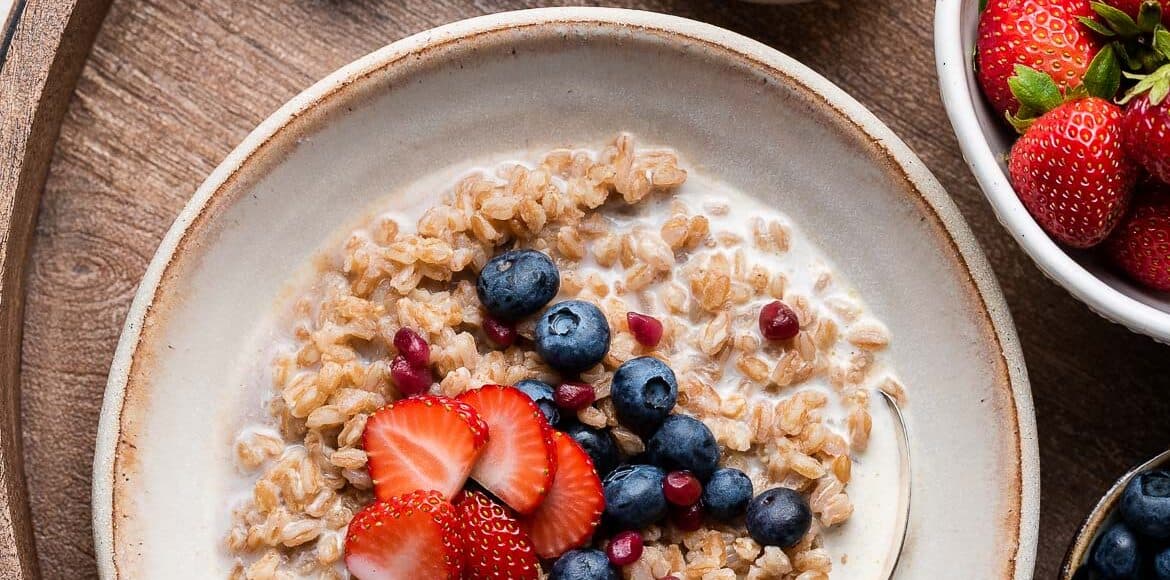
[6,0,1170,577]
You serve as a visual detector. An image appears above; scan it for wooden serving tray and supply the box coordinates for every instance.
[3,1,1170,577]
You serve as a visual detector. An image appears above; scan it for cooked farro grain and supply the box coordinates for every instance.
[225,135,905,579]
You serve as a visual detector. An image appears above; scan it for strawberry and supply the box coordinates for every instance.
[1009,96,1138,247]
[1122,64,1170,183]
[1107,184,1170,290]
[344,490,464,580]
[456,385,557,514]
[455,490,540,579]
[977,0,1101,117]
[521,432,605,559]
[364,395,489,502]
[1102,0,1170,24]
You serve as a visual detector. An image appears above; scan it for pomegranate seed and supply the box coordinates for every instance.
[663,470,702,506]
[670,502,704,532]
[393,327,430,367]
[606,530,644,566]
[627,312,663,347]
[554,382,596,411]
[759,301,800,341]
[391,355,432,396]
[482,315,517,347]
[661,577,680,580]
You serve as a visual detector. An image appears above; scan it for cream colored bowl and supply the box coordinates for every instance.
[93,8,1038,578]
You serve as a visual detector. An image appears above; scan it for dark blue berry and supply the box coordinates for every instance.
[602,464,668,530]
[514,379,560,426]
[645,415,719,480]
[563,422,619,477]
[703,468,753,521]
[1120,470,1170,540]
[1090,523,1140,579]
[1154,546,1170,580]
[535,300,610,373]
[611,357,678,434]
[477,250,559,321]
[746,488,812,548]
[550,548,619,580]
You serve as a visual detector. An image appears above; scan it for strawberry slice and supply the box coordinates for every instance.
[521,431,605,559]
[344,490,464,580]
[364,395,489,501]
[455,490,540,579]
[456,385,557,514]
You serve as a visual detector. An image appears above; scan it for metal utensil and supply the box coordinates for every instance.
[878,389,911,579]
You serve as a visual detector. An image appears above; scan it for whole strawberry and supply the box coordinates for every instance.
[977,0,1101,117]
[1009,97,1138,247]
[1107,184,1170,290]
[1122,65,1170,183]
[1102,0,1170,24]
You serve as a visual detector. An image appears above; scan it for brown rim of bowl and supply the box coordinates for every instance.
[92,7,1038,578]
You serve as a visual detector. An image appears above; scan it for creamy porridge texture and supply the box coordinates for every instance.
[226,135,907,579]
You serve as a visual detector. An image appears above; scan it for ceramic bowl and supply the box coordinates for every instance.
[93,7,1038,577]
[935,0,1170,343]
[1061,450,1170,578]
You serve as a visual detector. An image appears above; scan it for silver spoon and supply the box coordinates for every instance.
[878,388,911,580]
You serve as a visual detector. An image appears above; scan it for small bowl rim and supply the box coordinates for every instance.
[934,0,1170,344]
[1059,450,1170,578]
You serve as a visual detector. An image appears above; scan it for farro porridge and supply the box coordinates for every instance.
[226,135,908,580]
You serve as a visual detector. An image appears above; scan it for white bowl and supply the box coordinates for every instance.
[935,0,1170,343]
[93,7,1038,578]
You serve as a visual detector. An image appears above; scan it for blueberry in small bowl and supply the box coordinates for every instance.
[1120,470,1170,541]
[535,300,611,373]
[602,464,668,530]
[515,378,560,426]
[477,249,560,321]
[645,414,719,480]
[1089,522,1140,579]
[562,422,619,477]
[703,467,754,521]
[611,356,678,434]
[550,548,618,580]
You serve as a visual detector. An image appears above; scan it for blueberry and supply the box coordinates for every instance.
[550,548,619,580]
[1090,522,1140,579]
[477,250,559,321]
[535,300,611,373]
[1154,546,1170,580]
[645,415,720,480]
[1120,470,1170,540]
[602,464,668,530]
[703,468,754,521]
[611,357,678,434]
[746,488,812,548]
[515,379,560,426]
[563,422,619,477]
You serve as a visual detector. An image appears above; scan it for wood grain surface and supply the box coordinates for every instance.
[0,1,109,578]
[12,0,1170,578]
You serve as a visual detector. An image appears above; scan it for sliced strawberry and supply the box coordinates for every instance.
[456,385,557,514]
[521,432,604,559]
[455,490,540,579]
[344,490,464,580]
[364,395,489,501]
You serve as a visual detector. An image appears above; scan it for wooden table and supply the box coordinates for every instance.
[4,0,1170,577]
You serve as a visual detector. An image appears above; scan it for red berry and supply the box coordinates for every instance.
[670,502,704,532]
[554,382,595,411]
[1101,0,1170,24]
[1107,185,1170,291]
[606,530,644,567]
[663,471,702,507]
[393,327,430,367]
[391,355,433,396]
[1122,69,1170,185]
[661,577,680,580]
[1009,97,1137,248]
[627,312,663,347]
[976,0,1099,117]
[759,301,800,341]
[483,314,518,347]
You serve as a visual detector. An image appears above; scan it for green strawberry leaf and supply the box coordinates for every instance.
[1093,1,1143,36]
[1006,110,1037,134]
[1156,27,1170,61]
[1081,16,1119,37]
[1008,65,1064,115]
[1119,64,1170,105]
[980,0,988,11]
[1084,44,1123,99]
[1139,0,1164,32]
